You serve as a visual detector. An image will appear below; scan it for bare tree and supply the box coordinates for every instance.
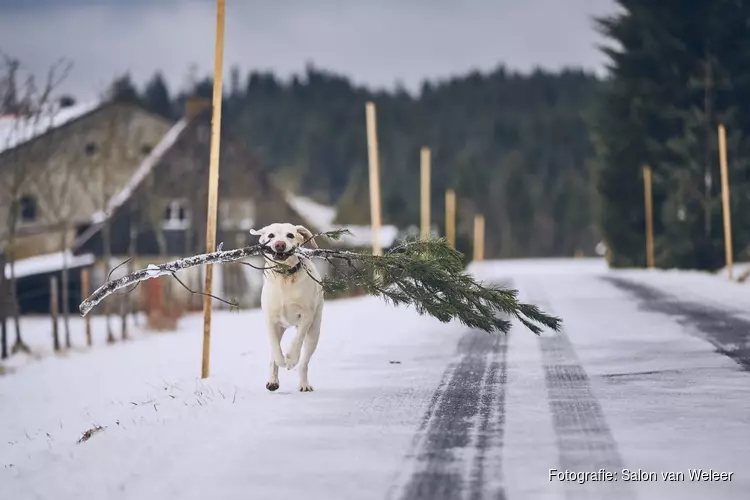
[0,53,72,355]
[35,133,82,349]
[76,96,145,342]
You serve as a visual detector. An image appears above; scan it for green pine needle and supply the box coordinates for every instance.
[304,234,561,335]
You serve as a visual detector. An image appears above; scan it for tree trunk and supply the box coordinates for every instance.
[102,220,115,344]
[61,223,71,348]
[704,49,714,239]
[7,246,29,355]
[0,252,8,360]
[128,222,139,327]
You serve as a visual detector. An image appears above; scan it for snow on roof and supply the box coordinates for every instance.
[284,194,338,230]
[284,193,399,248]
[4,251,95,279]
[89,118,188,224]
[0,100,101,155]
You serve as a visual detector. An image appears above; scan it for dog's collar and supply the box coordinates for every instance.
[274,260,302,276]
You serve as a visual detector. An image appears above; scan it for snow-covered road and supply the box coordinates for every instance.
[2,258,749,500]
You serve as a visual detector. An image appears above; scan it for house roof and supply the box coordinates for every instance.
[71,109,320,254]
[0,100,102,156]
[4,251,95,280]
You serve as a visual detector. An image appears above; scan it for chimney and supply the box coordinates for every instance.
[184,96,210,119]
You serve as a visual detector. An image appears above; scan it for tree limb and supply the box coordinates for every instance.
[78,230,562,335]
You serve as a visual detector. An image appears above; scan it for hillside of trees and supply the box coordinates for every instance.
[593,0,750,270]
[121,65,603,260]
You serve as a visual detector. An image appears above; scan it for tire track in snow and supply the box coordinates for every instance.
[530,286,635,500]
[392,318,509,500]
[605,276,750,372]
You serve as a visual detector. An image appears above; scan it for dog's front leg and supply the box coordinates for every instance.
[285,315,313,370]
[268,321,286,369]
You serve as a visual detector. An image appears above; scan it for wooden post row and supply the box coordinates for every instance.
[718,124,734,280]
[642,165,655,268]
[201,0,226,379]
[445,189,456,249]
[365,102,383,256]
[420,147,431,240]
[473,214,485,262]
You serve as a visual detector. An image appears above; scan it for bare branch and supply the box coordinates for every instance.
[77,232,563,336]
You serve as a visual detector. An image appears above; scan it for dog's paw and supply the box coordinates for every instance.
[265,381,280,392]
[285,351,300,370]
[299,384,314,392]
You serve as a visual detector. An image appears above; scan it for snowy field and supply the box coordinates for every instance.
[2,258,750,500]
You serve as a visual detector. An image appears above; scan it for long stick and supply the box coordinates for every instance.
[201,0,226,379]
[365,102,383,256]
[473,214,485,262]
[445,189,456,249]
[718,124,734,280]
[420,147,431,240]
[642,165,654,268]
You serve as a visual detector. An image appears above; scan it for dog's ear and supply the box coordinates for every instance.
[296,225,318,248]
[249,225,268,237]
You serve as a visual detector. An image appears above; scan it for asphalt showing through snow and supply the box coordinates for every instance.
[396,326,509,500]
[394,280,640,500]
[606,277,750,372]
[534,295,636,500]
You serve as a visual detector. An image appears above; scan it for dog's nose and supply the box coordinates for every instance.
[273,241,287,252]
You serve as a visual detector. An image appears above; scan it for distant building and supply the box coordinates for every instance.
[0,97,322,313]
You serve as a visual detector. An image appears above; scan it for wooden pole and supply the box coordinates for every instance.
[50,276,60,352]
[81,268,92,346]
[473,214,485,262]
[420,147,431,240]
[643,165,655,268]
[365,102,383,256]
[201,0,226,379]
[718,124,734,280]
[445,189,456,249]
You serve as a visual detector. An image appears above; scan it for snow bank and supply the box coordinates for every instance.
[0,296,462,500]
[285,193,400,249]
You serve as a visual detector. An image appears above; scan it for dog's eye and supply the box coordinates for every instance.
[286,233,294,239]
[267,234,274,239]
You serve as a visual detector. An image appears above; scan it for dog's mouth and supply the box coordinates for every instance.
[263,246,296,262]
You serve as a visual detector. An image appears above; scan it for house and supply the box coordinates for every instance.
[1,97,322,314]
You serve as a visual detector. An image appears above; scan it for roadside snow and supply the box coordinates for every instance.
[0,296,463,500]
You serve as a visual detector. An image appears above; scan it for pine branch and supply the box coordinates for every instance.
[78,231,561,335]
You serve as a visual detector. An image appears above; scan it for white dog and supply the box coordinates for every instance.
[249,223,323,392]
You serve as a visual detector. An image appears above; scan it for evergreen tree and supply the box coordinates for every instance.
[108,74,141,104]
[594,0,750,269]
[143,72,173,119]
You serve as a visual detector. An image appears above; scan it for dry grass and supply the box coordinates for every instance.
[76,424,106,444]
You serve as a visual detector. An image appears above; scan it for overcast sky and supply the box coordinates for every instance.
[0,0,618,100]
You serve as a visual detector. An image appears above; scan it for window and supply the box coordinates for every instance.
[162,199,190,230]
[85,142,98,156]
[19,195,37,223]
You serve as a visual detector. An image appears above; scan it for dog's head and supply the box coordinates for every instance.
[249,223,318,262]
